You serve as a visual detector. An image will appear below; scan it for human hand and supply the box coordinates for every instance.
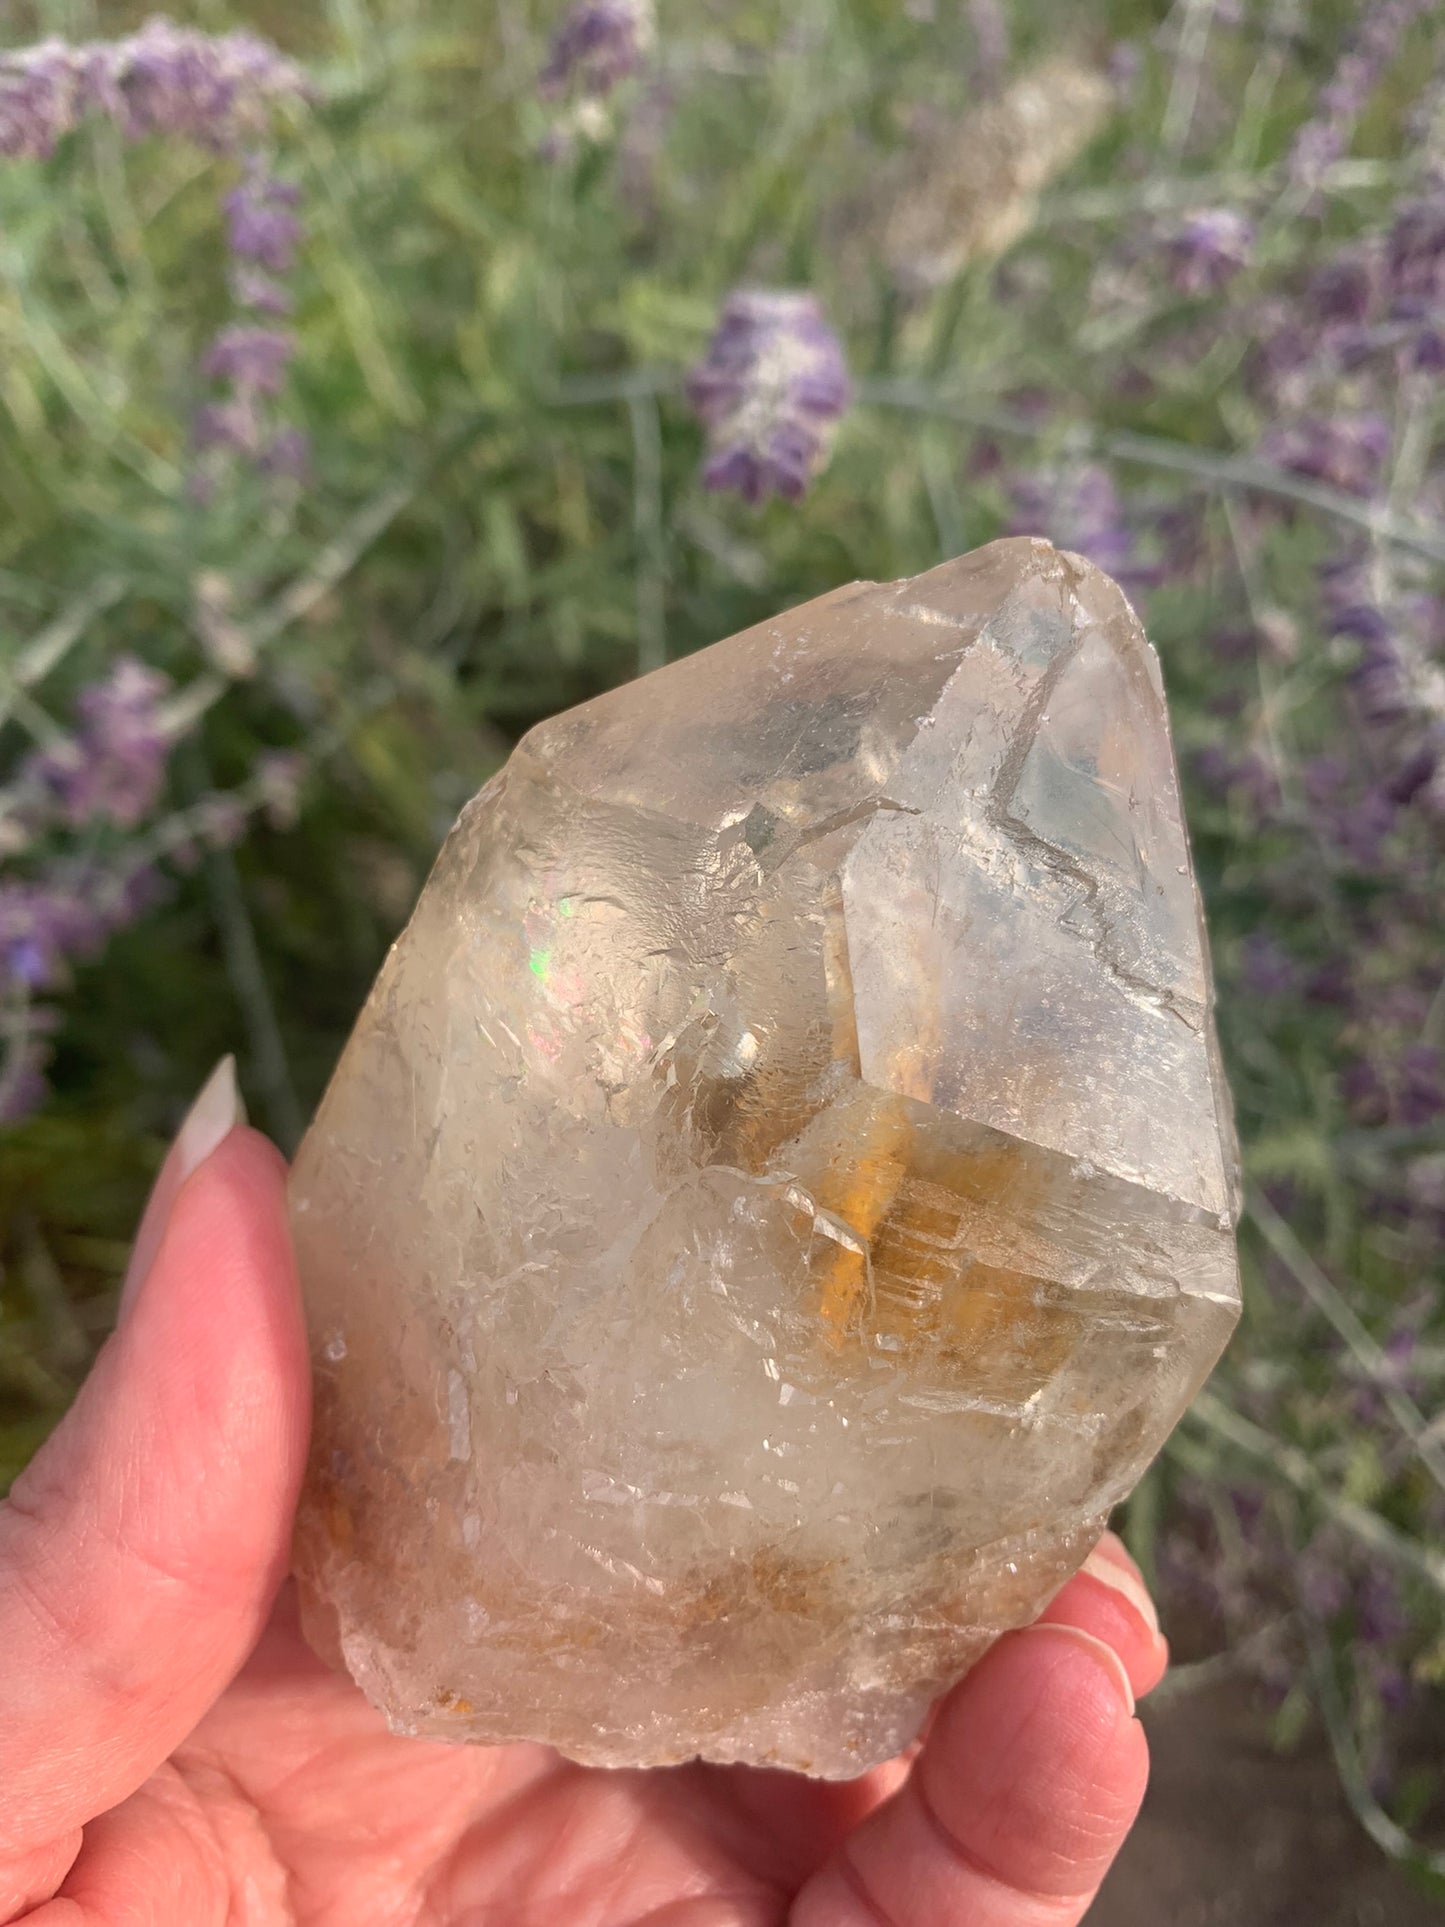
[1,1062,1167,1925]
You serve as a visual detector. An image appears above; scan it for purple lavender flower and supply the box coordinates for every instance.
[1341,785,1400,868]
[1385,180,1445,367]
[193,396,263,458]
[197,191,303,484]
[0,852,176,1120]
[1259,413,1391,496]
[1250,298,1325,410]
[688,291,851,505]
[1287,0,1437,188]
[1009,462,1143,585]
[258,426,310,480]
[207,339,300,484]
[201,324,295,396]
[0,20,310,160]
[230,268,294,317]
[1313,252,1379,327]
[1321,558,1445,798]
[1386,189,1445,308]
[0,877,107,992]
[27,657,172,831]
[539,0,655,102]
[0,39,90,159]
[1169,208,1253,296]
[1399,1044,1445,1125]
[1352,626,1419,729]
[100,18,312,151]
[224,165,303,274]
[1322,563,1415,725]
[1270,203,1445,379]
[536,0,657,158]
[194,401,309,482]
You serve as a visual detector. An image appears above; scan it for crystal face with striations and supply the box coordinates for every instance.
[290,536,1241,1779]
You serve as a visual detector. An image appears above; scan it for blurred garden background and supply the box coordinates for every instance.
[1,0,1443,1914]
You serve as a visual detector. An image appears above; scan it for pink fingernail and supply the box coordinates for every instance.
[1082,1543,1162,1638]
[1015,1624,1136,1717]
[120,1056,246,1321]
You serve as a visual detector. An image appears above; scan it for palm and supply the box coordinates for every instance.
[133,1587,902,1926]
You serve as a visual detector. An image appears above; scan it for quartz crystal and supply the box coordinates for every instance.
[290,536,1241,1778]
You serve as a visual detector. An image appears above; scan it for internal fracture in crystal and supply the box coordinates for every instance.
[290,537,1241,1778]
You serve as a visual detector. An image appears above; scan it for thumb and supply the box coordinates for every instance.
[0,1060,310,1917]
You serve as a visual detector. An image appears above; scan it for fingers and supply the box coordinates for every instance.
[1033,1531,1169,1702]
[18,1772,246,1927]
[790,1537,1157,1927]
[0,1077,309,1913]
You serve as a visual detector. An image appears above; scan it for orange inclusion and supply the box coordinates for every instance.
[810,1101,915,1340]
[805,1119,1078,1397]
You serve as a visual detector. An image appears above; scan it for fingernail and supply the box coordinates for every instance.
[173,1055,247,1182]
[120,1057,246,1320]
[1082,1542,1162,1639]
[1015,1623,1136,1717]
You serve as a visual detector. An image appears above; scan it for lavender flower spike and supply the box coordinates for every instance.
[202,324,296,396]
[540,0,655,103]
[0,18,311,161]
[0,39,90,159]
[98,17,313,152]
[27,656,172,830]
[1009,461,1143,586]
[688,290,852,505]
[1259,414,1392,498]
[225,162,303,273]
[1287,0,1436,188]
[0,879,99,993]
[1170,207,1253,295]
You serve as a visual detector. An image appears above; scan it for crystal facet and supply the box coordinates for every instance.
[290,537,1241,1778]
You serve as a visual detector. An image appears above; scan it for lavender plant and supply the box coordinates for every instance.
[0,0,1442,1878]
[0,16,311,1121]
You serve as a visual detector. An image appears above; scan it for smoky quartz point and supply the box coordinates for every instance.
[290,537,1241,1778]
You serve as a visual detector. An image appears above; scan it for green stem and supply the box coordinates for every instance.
[1302,1609,1445,1878]
[203,835,306,1154]
[1181,1390,1445,1597]
[1247,1186,1445,1495]
[860,379,1445,565]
